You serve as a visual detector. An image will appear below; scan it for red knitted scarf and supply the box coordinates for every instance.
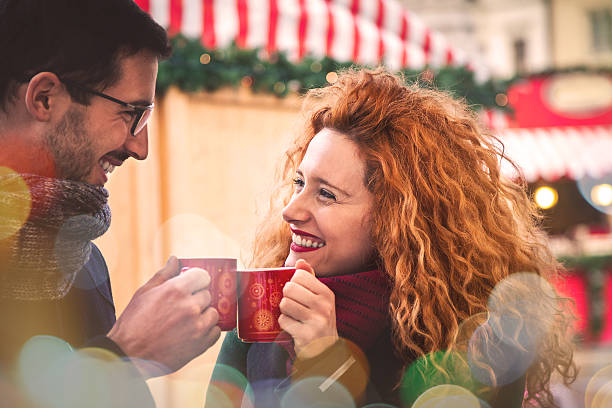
[282,269,391,362]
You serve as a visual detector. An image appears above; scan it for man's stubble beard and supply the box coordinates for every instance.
[45,107,97,183]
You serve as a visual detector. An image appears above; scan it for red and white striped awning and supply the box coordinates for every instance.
[135,0,487,74]
[498,126,612,182]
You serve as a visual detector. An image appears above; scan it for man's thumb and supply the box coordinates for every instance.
[142,256,180,290]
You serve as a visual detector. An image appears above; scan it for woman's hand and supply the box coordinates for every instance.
[278,259,339,359]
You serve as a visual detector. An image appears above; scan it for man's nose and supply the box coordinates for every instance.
[124,125,149,160]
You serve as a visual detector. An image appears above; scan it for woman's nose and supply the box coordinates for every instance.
[282,191,311,224]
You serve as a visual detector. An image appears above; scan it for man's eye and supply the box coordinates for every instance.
[121,111,137,120]
[320,189,336,200]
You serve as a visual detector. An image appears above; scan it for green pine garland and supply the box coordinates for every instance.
[158,35,511,111]
[158,35,612,113]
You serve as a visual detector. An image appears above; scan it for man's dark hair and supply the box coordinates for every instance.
[0,0,172,110]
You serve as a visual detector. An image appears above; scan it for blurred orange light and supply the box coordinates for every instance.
[535,186,558,209]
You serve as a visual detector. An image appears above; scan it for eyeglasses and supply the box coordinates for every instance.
[61,79,154,136]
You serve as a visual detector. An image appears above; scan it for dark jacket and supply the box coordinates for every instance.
[207,327,404,408]
[0,244,154,406]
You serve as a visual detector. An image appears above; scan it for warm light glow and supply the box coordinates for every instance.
[240,76,253,88]
[310,61,322,73]
[273,82,286,94]
[591,184,612,207]
[495,93,508,106]
[199,53,211,64]
[0,167,32,240]
[326,71,338,84]
[534,186,558,209]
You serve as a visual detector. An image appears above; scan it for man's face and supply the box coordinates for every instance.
[47,51,158,185]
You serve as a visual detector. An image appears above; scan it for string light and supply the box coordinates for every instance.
[199,53,211,65]
[326,71,338,84]
[591,184,612,207]
[310,61,322,73]
[534,186,558,209]
[273,82,286,94]
[495,93,508,106]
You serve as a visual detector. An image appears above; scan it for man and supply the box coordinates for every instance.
[0,0,220,404]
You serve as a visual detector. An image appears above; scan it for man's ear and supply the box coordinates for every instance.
[24,72,69,122]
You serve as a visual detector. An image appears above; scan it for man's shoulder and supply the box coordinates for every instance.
[87,242,110,277]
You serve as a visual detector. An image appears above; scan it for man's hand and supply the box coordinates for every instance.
[107,256,221,378]
[278,259,339,359]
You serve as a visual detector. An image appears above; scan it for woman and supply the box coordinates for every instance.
[207,69,576,408]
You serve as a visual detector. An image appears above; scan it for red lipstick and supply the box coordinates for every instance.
[290,228,320,239]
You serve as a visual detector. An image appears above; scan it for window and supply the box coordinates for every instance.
[589,8,612,52]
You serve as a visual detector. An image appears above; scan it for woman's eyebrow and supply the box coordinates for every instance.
[296,169,351,197]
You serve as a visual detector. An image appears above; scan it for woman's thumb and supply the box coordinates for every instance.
[295,259,315,275]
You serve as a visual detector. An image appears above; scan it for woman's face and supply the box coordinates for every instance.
[282,128,376,276]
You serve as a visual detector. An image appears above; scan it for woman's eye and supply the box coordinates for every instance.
[292,178,304,188]
[320,189,336,200]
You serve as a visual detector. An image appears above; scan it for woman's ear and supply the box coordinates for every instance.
[24,72,69,122]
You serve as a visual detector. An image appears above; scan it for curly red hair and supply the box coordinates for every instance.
[250,68,576,407]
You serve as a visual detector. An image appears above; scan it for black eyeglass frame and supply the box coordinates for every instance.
[60,79,154,136]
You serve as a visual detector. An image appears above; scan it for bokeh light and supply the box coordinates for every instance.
[591,183,612,207]
[19,339,157,408]
[73,350,155,407]
[585,365,612,408]
[399,350,476,407]
[455,313,489,352]
[470,272,557,386]
[310,61,322,73]
[326,72,339,84]
[280,376,355,408]
[200,53,211,64]
[296,337,369,400]
[487,273,556,347]
[591,380,612,408]
[206,383,238,407]
[534,186,558,209]
[0,167,32,241]
[153,214,243,283]
[249,378,284,408]
[495,93,508,107]
[577,175,612,215]
[411,384,480,408]
[274,82,287,94]
[206,363,253,408]
[17,335,73,408]
[207,382,252,408]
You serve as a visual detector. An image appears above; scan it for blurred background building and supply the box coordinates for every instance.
[402,0,612,76]
[90,1,612,406]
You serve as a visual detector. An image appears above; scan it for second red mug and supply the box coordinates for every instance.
[236,267,296,342]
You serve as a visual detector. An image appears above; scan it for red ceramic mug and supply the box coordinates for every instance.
[237,267,296,342]
[179,258,237,331]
